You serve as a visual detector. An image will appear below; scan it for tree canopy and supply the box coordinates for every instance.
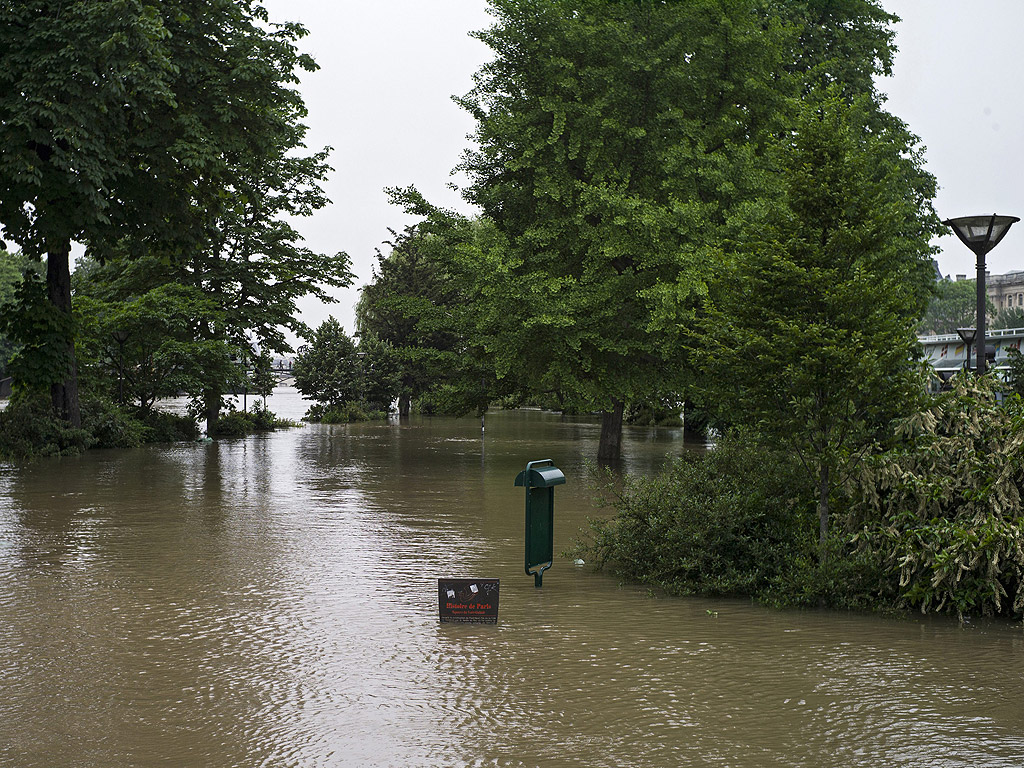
[456,0,796,458]
[1,0,351,430]
[706,90,939,554]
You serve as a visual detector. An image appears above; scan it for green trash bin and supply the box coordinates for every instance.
[514,459,566,587]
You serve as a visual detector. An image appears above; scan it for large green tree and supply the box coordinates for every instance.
[707,90,939,558]
[143,1,352,429]
[765,0,900,99]
[0,0,175,424]
[293,317,400,416]
[1,1,348,431]
[458,0,793,459]
[356,224,461,418]
[73,284,242,415]
[990,304,1024,332]
[355,197,496,419]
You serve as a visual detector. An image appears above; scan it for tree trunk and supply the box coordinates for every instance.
[204,388,221,435]
[682,398,708,440]
[818,462,830,563]
[598,398,624,462]
[46,241,81,428]
[398,391,411,420]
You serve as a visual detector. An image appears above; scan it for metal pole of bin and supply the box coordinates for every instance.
[515,459,565,588]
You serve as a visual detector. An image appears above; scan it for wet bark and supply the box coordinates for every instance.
[46,241,81,428]
[204,388,221,435]
[597,398,624,462]
[398,391,411,420]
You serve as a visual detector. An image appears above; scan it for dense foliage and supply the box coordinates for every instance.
[707,90,939,554]
[0,251,44,378]
[0,391,197,458]
[991,305,1024,331]
[0,0,350,436]
[293,317,400,421]
[919,278,988,335]
[452,0,800,459]
[355,211,491,418]
[851,376,1024,619]
[580,376,1024,619]
[577,434,814,598]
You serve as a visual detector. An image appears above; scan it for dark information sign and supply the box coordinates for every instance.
[438,578,499,624]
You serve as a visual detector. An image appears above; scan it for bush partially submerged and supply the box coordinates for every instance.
[141,409,199,443]
[0,394,196,457]
[851,375,1024,619]
[0,393,93,457]
[209,404,293,437]
[0,391,205,457]
[304,401,386,423]
[81,397,147,449]
[576,432,815,598]
[576,378,1024,619]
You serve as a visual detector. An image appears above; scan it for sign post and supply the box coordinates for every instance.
[514,459,566,587]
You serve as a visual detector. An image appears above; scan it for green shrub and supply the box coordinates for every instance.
[249,402,278,430]
[80,396,145,449]
[852,375,1024,619]
[0,393,93,457]
[209,405,293,437]
[0,395,203,457]
[208,410,252,437]
[142,409,199,443]
[575,431,814,598]
[763,536,896,611]
[304,401,385,423]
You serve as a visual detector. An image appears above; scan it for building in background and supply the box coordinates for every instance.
[945,269,1024,311]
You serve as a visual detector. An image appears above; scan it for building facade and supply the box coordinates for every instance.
[948,269,1024,311]
[986,270,1024,311]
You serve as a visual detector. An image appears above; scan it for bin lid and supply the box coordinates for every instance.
[514,460,566,488]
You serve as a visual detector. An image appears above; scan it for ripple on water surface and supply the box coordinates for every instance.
[1,409,1023,767]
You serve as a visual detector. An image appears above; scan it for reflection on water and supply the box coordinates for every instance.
[1,397,1023,767]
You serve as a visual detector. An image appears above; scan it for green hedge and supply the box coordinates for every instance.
[575,431,816,599]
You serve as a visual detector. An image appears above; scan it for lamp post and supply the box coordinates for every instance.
[942,214,1020,375]
[956,327,976,373]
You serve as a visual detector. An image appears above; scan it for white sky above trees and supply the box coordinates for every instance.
[263,0,1024,337]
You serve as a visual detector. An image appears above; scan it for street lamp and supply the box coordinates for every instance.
[956,327,976,373]
[943,214,1020,375]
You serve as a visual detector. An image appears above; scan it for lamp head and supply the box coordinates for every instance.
[943,214,1020,257]
[956,327,977,345]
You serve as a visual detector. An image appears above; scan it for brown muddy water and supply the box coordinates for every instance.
[1,390,1022,767]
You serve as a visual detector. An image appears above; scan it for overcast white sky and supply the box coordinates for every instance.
[262,0,1024,338]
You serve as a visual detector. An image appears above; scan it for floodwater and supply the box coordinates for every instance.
[1,390,1022,768]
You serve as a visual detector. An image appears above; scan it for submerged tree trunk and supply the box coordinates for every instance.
[597,398,624,462]
[204,388,221,436]
[398,391,411,420]
[47,241,81,428]
[682,398,708,440]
